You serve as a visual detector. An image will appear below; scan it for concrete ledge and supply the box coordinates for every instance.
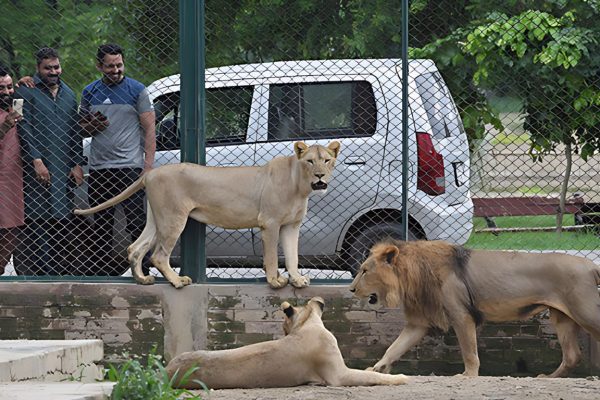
[0,340,104,382]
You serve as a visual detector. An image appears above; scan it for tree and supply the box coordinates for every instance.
[0,0,183,96]
[206,0,501,149]
[463,3,600,232]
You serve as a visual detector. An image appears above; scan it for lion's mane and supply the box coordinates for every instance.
[371,240,481,331]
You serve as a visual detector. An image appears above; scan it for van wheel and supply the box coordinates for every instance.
[343,223,417,276]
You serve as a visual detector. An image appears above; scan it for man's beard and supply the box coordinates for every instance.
[42,75,60,87]
[103,72,124,85]
[0,93,12,111]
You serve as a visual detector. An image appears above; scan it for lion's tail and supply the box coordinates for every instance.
[74,175,146,216]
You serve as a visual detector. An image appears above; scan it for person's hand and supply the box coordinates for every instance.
[80,111,109,135]
[69,165,84,186]
[93,111,109,130]
[3,110,22,127]
[0,111,22,137]
[33,159,50,186]
[142,163,153,175]
[17,76,35,88]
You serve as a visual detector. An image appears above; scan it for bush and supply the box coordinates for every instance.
[107,351,206,400]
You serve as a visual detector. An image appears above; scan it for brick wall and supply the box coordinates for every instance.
[204,284,597,377]
[0,283,165,364]
[0,282,597,377]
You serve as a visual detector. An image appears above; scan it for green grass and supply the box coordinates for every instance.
[467,215,600,250]
[472,215,559,229]
[514,186,555,196]
[483,186,559,196]
[491,132,530,146]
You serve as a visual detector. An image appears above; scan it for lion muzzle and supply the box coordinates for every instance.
[311,181,328,191]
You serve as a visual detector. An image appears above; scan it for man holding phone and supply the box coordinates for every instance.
[0,65,24,274]
[79,43,156,275]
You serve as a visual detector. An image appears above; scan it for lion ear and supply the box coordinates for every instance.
[311,296,325,311]
[294,142,309,159]
[382,245,399,265]
[282,301,295,318]
[327,141,341,158]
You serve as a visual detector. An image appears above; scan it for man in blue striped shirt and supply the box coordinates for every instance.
[80,43,156,275]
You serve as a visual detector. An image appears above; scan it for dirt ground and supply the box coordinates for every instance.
[201,375,600,400]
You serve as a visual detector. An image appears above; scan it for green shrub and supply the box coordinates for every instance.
[107,351,206,400]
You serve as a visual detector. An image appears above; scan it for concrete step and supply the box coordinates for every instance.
[0,381,114,400]
[0,340,104,383]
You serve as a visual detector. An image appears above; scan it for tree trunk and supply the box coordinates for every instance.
[556,142,572,234]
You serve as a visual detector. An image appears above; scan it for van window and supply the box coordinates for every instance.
[268,81,376,141]
[206,86,253,146]
[415,72,463,139]
[153,86,254,151]
[154,92,180,151]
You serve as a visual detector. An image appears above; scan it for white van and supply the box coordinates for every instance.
[85,59,473,274]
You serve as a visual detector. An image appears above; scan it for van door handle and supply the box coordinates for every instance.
[344,157,366,166]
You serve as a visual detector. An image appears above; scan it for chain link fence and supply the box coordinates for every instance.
[0,0,599,282]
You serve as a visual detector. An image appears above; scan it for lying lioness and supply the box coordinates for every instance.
[349,240,600,377]
[74,141,340,289]
[166,297,408,389]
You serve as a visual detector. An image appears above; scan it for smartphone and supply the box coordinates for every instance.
[12,98,23,116]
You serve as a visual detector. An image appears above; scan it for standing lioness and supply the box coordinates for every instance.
[74,141,340,289]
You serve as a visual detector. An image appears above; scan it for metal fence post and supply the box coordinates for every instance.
[179,0,206,283]
[401,0,409,241]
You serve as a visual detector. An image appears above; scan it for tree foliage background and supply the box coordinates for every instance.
[2,0,600,229]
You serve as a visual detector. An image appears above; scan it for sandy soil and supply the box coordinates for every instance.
[201,375,600,400]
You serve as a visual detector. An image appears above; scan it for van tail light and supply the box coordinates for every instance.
[416,132,445,195]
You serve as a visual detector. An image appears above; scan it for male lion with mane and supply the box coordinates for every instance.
[74,141,340,289]
[349,239,600,377]
[166,296,408,389]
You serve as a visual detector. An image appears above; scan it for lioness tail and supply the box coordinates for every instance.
[74,175,146,216]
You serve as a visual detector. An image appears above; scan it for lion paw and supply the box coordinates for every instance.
[169,276,192,289]
[137,275,156,285]
[267,275,289,289]
[536,373,554,378]
[179,276,193,286]
[289,274,310,288]
[370,363,391,374]
[454,371,477,378]
[393,374,409,385]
